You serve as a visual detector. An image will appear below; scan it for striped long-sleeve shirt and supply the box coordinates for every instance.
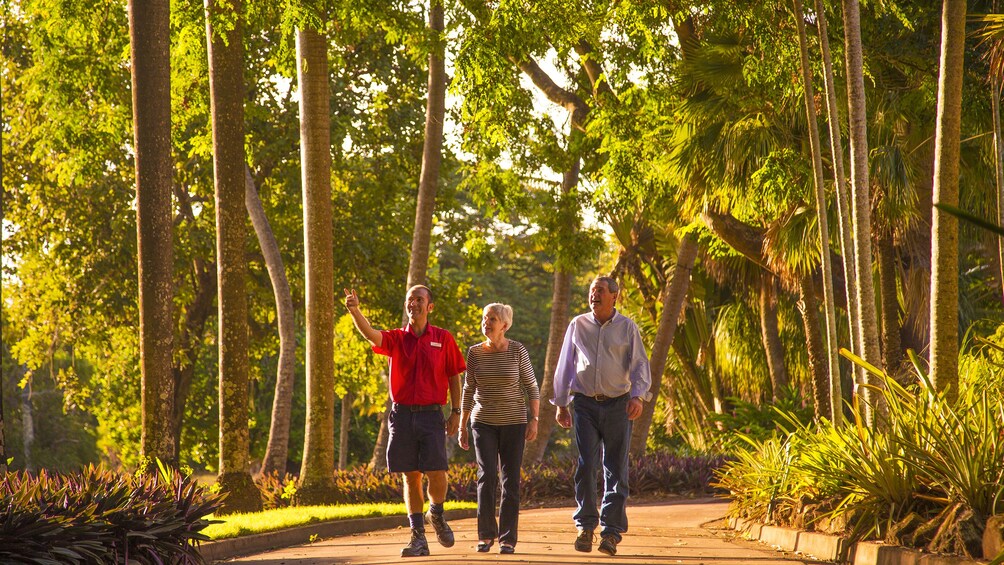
[462,340,539,426]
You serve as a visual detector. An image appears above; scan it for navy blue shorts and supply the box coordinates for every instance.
[387,405,449,473]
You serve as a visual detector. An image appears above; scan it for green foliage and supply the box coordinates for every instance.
[717,340,1004,557]
[0,465,223,564]
[255,453,726,510]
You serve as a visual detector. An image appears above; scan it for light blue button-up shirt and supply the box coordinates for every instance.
[550,310,652,407]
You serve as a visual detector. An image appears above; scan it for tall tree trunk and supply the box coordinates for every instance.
[995,76,1004,304]
[794,0,842,423]
[296,26,337,503]
[815,0,859,371]
[523,158,579,463]
[206,0,261,514]
[629,231,697,457]
[371,0,448,469]
[877,232,904,382]
[929,0,966,403]
[21,386,33,472]
[128,0,176,469]
[339,392,353,470]
[246,167,296,478]
[760,276,789,400]
[798,274,831,419]
[842,0,884,423]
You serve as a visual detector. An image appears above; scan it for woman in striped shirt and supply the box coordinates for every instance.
[458,303,540,554]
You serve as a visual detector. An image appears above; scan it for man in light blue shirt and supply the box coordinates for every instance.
[553,276,652,557]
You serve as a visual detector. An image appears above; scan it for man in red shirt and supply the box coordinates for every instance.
[345,285,466,557]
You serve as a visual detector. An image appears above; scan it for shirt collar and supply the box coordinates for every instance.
[591,309,619,326]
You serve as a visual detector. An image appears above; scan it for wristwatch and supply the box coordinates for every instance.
[451,407,461,415]
[531,415,539,421]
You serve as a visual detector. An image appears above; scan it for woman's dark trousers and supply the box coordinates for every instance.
[472,421,526,546]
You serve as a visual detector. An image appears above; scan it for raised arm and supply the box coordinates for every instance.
[343,288,382,348]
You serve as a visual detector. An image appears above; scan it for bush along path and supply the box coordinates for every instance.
[715,352,1004,564]
[0,465,222,564]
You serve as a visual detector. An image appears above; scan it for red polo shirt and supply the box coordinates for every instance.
[374,324,466,405]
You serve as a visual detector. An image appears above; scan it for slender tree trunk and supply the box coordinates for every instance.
[339,392,353,470]
[929,0,966,403]
[995,76,1004,304]
[794,0,842,423]
[815,0,859,369]
[842,0,884,423]
[760,276,789,400]
[369,398,391,469]
[371,0,448,469]
[128,0,176,469]
[629,231,697,457]
[523,157,579,463]
[296,26,338,503]
[798,274,831,419]
[405,0,446,292]
[21,386,33,472]
[206,0,261,514]
[171,259,215,458]
[246,167,296,478]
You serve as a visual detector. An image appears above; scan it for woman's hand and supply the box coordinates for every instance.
[525,419,538,442]
[458,418,470,450]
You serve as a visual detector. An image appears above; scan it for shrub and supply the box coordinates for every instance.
[256,453,727,510]
[0,465,223,564]
[715,343,1004,559]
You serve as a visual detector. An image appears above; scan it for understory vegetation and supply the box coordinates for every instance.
[716,334,1004,560]
[0,465,222,564]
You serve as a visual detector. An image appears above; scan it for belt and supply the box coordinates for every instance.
[392,403,442,412]
[574,392,627,403]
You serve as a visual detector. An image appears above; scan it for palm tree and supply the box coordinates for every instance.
[206,0,261,514]
[793,0,841,422]
[296,24,338,503]
[128,0,176,467]
[842,0,885,422]
[815,0,859,382]
[929,0,967,403]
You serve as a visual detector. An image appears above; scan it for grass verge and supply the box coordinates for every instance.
[203,500,477,540]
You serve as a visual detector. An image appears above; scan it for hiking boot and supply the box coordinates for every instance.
[598,535,619,556]
[574,528,594,552]
[401,529,430,557]
[425,510,455,547]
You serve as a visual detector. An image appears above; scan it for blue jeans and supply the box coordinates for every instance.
[472,421,526,546]
[572,393,631,540]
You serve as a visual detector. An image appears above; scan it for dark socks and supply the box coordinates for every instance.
[429,502,444,516]
[409,512,425,532]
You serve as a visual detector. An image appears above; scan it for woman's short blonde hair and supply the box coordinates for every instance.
[484,303,513,329]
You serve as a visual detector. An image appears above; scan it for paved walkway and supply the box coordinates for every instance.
[219,498,823,564]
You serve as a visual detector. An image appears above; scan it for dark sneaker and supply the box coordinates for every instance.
[401,529,430,557]
[574,528,594,552]
[425,510,455,548]
[499,542,515,554]
[598,535,618,556]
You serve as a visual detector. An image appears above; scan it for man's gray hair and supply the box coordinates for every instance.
[592,276,619,294]
[484,303,513,329]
